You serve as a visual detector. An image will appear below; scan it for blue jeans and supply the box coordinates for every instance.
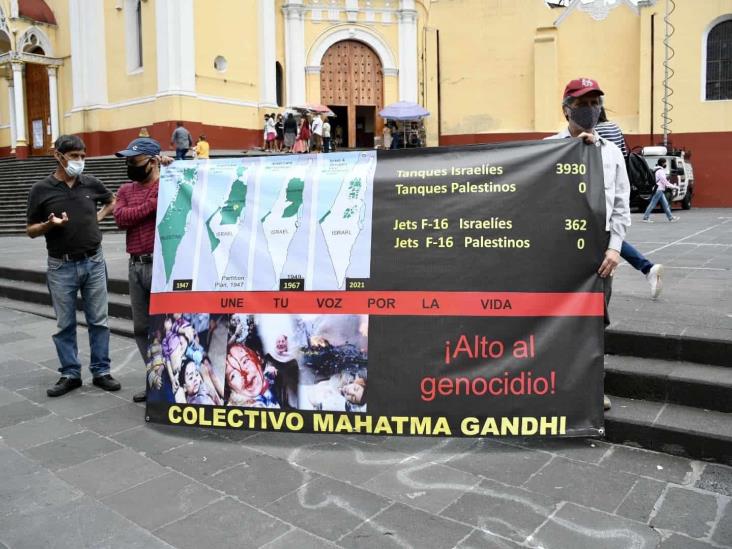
[643,189,674,220]
[46,250,111,379]
[620,241,653,275]
[175,148,188,160]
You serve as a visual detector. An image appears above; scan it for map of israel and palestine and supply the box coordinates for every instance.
[152,151,376,292]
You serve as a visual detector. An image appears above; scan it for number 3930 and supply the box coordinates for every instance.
[556,163,587,175]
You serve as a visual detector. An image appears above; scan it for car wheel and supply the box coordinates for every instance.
[682,190,692,210]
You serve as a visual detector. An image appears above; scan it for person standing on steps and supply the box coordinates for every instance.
[26,134,120,397]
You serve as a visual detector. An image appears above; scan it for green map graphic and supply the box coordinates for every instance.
[205,166,248,252]
[157,167,197,282]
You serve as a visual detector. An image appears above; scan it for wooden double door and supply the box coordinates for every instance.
[25,63,51,156]
[320,40,384,148]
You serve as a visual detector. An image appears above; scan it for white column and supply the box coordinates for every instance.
[47,66,60,144]
[258,0,277,106]
[155,0,196,96]
[283,1,306,106]
[69,0,109,108]
[6,77,16,150]
[398,0,418,103]
[11,62,26,146]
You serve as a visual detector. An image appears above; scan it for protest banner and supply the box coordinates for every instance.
[145,139,607,438]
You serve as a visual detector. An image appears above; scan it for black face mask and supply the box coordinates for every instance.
[127,159,151,182]
[568,105,602,131]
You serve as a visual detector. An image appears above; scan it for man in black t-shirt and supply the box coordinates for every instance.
[26,135,121,397]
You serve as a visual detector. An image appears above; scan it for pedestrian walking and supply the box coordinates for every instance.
[113,137,172,402]
[26,135,120,397]
[643,158,680,223]
[171,122,192,160]
[293,116,310,153]
[546,78,631,410]
[596,108,665,299]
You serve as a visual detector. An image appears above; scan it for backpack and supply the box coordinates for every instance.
[626,152,655,195]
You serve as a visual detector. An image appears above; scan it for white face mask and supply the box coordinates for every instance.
[62,158,85,177]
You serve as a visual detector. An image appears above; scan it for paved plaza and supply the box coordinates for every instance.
[0,209,731,548]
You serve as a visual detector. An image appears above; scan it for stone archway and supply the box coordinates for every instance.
[320,40,384,149]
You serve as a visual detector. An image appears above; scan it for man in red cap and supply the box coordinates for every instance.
[547,78,631,411]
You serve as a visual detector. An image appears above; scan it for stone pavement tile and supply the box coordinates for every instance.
[455,529,525,549]
[375,435,478,458]
[154,497,289,549]
[615,477,667,524]
[0,466,83,518]
[111,424,208,456]
[0,442,41,476]
[341,502,472,549]
[712,501,732,547]
[523,456,638,512]
[501,437,613,465]
[265,476,392,542]
[661,534,723,549]
[362,457,481,513]
[599,445,694,484]
[696,464,732,497]
[237,430,341,461]
[530,502,660,549]
[0,366,57,391]
[0,339,60,363]
[74,401,146,435]
[56,447,168,499]
[0,331,34,344]
[0,386,26,406]
[0,495,173,549]
[260,528,342,549]
[0,399,49,429]
[102,471,221,531]
[17,384,128,420]
[151,437,258,481]
[0,412,83,449]
[295,438,408,485]
[23,430,122,471]
[447,438,552,485]
[0,358,40,378]
[208,452,310,507]
[650,486,720,539]
[441,478,559,543]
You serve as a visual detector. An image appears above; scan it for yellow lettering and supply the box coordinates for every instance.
[313,413,334,432]
[228,409,243,428]
[169,405,182,424]
[212,407,226,427]
[461,417,479,436]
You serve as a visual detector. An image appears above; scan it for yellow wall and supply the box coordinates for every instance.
[0,0,730,152]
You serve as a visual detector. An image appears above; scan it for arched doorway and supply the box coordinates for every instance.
[320,40,384,149]
[21,30,53,155]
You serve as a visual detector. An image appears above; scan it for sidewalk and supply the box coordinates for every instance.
[0,210,731,548]
[0,308,730,549]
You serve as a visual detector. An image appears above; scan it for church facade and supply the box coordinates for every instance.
[0,0,729,204]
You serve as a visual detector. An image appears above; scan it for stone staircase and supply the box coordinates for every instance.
[0,156,129,235]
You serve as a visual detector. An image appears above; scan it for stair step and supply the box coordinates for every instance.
[606,329,732,367]
[605,355,732,412]
[0,296,133,338]
[604,396,732,465]
[0,277,132,319]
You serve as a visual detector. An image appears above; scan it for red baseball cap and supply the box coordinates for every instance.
[563,78,604,98]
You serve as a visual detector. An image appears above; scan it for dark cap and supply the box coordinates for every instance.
[115,137,161,158]
[563,77,604,99]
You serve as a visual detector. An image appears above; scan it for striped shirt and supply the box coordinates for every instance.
[595,121,628,157]
[113,180,158,255]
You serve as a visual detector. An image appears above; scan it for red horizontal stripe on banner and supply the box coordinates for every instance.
[149,291,604,317]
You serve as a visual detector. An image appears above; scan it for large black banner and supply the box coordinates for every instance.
[145,139,606,437]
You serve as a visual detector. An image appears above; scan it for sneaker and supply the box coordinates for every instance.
[92,374,121,392]
[132,390,147,403]
[669,216,680,222]
[47,376,82,397]
[641,218,654,223]
[646,264,664,300]
[603,394,612,411]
